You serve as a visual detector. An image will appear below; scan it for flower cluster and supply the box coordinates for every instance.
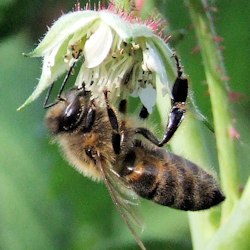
[19,3,177,112]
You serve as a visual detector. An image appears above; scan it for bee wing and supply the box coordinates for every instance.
[106,167,145,228]
[94,153,146,250]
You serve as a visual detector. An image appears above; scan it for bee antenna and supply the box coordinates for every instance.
[43,62,76,109]
[57,62,76,99]
[43,82,56,109]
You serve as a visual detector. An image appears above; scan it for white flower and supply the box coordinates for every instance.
[18,7,177,111]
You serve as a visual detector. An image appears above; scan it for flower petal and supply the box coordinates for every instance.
[151,36,177,97]
[84,21,113,68]
[27,11,99,57]
[100,11,153,41]
[144,39,173,98]
[142,42,158,72]
[18,39,69,110]
[138,84,157,113]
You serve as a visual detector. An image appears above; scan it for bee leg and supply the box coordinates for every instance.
[104,91,121,154]
[135,104,186,147]
[135,55,188,147]
[157,101,186,147]
[43,62,76,109]
[135,127,161,146]
[120,100,149,120]
[84,100,96,133]
[118,99,127,114]
[158,55,188,146]
[139,105,149,119]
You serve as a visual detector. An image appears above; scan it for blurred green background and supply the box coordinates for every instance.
[1,0,250,249]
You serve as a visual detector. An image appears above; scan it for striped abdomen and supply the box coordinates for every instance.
[120,145,225,211]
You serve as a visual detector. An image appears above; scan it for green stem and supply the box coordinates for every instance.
[185,0,240,222]
[156,83,218,249]
[206,177,250,250]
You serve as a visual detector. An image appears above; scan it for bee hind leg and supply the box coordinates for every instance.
[158,103,186,147]
[135,114,187,147]
[135,127,161,146]
[104,90,121,155]
[158,54,188,146]
[135,56,188,147]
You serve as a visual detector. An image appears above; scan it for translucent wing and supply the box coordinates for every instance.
[94,152,146,250]
[106,167,145,229]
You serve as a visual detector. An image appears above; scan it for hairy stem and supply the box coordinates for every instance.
[185,0,240,223]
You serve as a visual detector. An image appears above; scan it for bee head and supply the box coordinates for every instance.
[46,87,90,134]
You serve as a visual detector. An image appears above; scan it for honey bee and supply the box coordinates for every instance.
[45,83,225,249]
[44,55,188,147]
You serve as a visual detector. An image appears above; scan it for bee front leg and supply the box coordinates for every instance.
[84,100,96,133]
[104,90,121,155]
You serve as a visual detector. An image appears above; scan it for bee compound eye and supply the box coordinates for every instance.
[61,98,83,131]
[85,148,93,158]
[85,148,97,159]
